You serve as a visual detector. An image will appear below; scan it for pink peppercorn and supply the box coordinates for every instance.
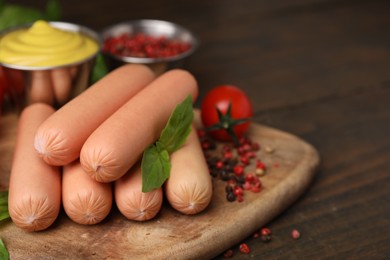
[245,151,256,159]
[223,249,234,258]
[251,186,261,193]
[245,172,255,182]
[233,165,245,176]
[222,144,231,152]
[256,160,266,170]
[251,142,260,151]
[291,229,301,239]
[197,129,206,138]
[233,186,243,196]
[239,243,251,254]
[223,151,233,159]
[242,143,252,152]
[240,155,250,165]
[261,227,271,236]
[215,160,224,169]
[243,181,252,190]
[201,140,211,150]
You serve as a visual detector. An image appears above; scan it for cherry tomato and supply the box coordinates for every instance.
[200,85,253,143]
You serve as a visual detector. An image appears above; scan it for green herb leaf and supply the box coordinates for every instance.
[141,144,170,192]
[0,5,43,30]
[45,0,61,21]
[141,95,194,192]
[0,1,61,31]
[0,238,9,260]
[90,53,109,84]
[159,95,194,153]
[0,191,9,221]
[0,1,5,11]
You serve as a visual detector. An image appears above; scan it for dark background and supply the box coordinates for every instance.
[8,0,390,258]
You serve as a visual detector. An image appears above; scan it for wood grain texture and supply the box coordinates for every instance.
[0,111,319,259]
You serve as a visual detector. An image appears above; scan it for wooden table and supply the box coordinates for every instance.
[6,0,390,258]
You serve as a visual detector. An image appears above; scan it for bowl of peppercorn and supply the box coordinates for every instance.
[101,19,198,75]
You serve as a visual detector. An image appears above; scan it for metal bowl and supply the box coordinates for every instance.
[101,19,198,75]
[0,21,101,112]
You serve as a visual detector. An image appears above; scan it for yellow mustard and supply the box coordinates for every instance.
[0,20,99,67]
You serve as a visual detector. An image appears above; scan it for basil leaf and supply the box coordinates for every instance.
[0,238,9,260]
[0,0,61,31]
[141,95,194,192]
[0,191,9,221]
[45,0,61,21]
[0,5,43,30]
[90,53,109,84]
[158,95,193,153]
[141,145,170,193]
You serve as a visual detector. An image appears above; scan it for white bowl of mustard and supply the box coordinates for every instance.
[0,20,101,111]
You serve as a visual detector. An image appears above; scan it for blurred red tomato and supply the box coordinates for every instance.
[201,85,253,143]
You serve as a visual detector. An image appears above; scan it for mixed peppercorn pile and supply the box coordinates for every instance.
[197,127,302,257]
[197,129,269,203]
[103,33,192,59]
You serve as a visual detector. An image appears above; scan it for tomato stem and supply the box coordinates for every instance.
[205,102,250,146]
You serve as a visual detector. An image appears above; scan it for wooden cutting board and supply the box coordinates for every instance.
[0,110,320,259]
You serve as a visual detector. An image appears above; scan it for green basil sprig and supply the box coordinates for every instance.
[0,238,9,260]
[141,95,194,192]
[0,191,9,260]
[0,191,9,221]
[0,0,61,31]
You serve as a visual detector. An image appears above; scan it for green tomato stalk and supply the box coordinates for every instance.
[205,101,251,146]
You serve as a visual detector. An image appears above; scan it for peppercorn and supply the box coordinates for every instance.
[223,249,234,258]
[241,143,252,152]
[251,186,261,193]
[103,32,191,58]
[215,160,224,169]
[220,170,230,181]
[256,160,266,170]
[226,192,236,202]
[239,243,251,254]
[233,186,243,196]
[199,127,267,202]
[237,146,246,155]
[251,142,260,151]
[240,155,250,165]
[233,165,245,176]
[260,227,271,236]
[223,150,233,160]
[291,229,301,239]
[245,172,255,182]
[255,168,265,176]
[243,181,252,190]
[245,151,256,159]
[264,146,274,153]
